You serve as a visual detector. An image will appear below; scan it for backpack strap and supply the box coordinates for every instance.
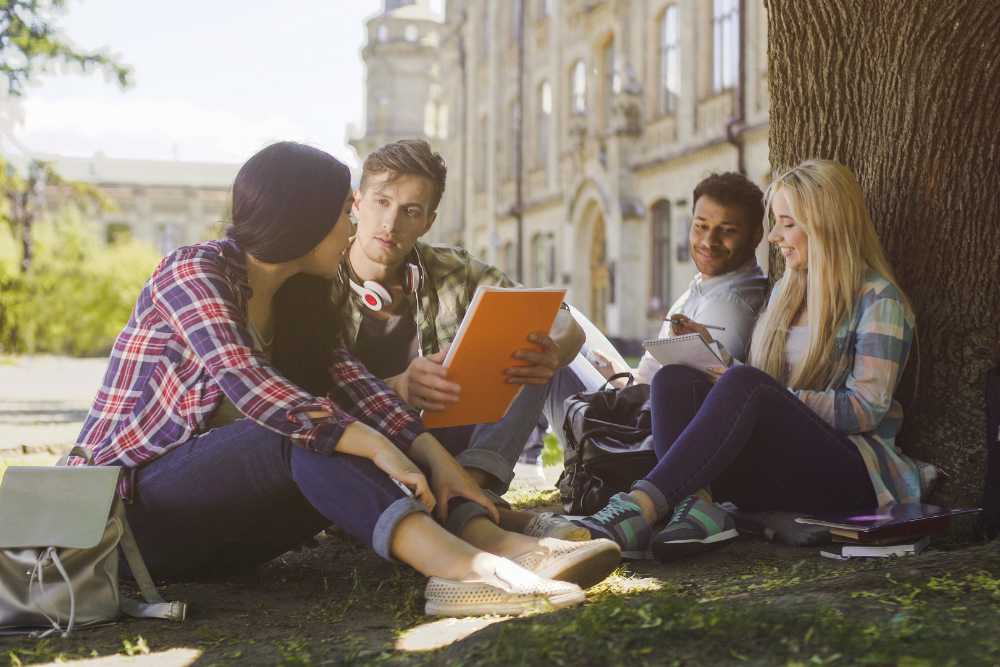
[112,500,187,622]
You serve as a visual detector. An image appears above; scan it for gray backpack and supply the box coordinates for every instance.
[0,447,186,637]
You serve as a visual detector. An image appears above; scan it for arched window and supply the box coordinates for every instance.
[536,81,552,170]
[658,6,680,114]
[571,60,587,115]
[650,200,672,310]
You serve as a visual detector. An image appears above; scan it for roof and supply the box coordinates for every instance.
[25,153,239,189]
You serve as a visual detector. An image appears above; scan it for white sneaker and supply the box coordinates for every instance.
[424,558,585,617]
[513,538,621,590]
[523,512,592,541]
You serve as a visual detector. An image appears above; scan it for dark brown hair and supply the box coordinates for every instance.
[360,139,448,213]
[692,172,765,233]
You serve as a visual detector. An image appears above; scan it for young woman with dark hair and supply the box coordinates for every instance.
[74,142,619,616]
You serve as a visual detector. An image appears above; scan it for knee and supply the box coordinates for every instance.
[718,364,774,388]
[651,364,705,396]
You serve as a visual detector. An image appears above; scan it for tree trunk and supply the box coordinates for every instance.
[767,0,1000,505]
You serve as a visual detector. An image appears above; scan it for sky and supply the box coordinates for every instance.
[3,0,394,168]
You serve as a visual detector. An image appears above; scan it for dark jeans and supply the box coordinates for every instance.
[632,364,877,515]
[125,419,427,580]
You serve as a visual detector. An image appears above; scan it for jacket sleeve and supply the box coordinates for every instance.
[326,346,427,451]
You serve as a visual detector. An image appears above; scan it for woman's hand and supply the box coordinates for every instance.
[371,444,436,512]
[409,433,500,523]
[704,365,728,384]
[338,422,435,511]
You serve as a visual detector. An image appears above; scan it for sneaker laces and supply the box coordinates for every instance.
[590,497,636,526]
[670,496,697,523]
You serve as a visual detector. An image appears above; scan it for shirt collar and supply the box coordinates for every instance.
[693,258,762,295]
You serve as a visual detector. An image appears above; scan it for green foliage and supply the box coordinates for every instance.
[0,208,159,356]
[0,0,132,96]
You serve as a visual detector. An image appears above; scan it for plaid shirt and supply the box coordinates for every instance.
[76,239,425,491]
[334,241,515,355]
[788,270,930,507]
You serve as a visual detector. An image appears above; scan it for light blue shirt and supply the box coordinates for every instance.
[636,260,768,384]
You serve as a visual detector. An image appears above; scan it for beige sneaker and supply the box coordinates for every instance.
[523,511,592,541]
[513,538,621,590]
[424,560,585,617]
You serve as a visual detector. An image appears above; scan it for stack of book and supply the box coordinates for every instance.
[795,503,981,560]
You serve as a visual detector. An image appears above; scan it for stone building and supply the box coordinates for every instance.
[38,153,237,255]
[353,0,770,341]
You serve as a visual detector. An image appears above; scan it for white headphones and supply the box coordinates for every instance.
[348,262,422,312]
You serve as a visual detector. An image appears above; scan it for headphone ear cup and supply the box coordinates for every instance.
[404,263,422,295]
[363,280,392,308]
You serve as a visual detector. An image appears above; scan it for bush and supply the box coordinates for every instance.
[0,209,161,356]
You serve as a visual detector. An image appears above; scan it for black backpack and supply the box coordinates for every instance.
[979,365,1000,540]
[556,374,657,515]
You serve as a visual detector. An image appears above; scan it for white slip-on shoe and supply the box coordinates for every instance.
[424,559,585,617]
[522,511,592,541]
[513,538,621,590]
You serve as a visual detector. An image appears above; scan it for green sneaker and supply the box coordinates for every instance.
[651,495,739,562]
[572,492,652,559]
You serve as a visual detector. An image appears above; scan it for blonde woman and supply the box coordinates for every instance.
[576,159,930,562]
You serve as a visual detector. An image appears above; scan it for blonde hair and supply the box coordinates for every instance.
[749,159,907,389]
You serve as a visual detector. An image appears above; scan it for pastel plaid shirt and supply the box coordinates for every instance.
[333,241,515,355]
[787,270,930,507]
[75,239,425,491]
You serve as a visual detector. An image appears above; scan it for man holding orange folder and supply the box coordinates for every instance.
[330,140,587,539]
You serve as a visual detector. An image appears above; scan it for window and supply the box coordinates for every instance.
[509,100,519,182]
[158,222,178,255]
[537,0,552,20]
[658,6,680,114]
[377,24,389,42]
[712,0,739,93]
[511,0,522,44]
[501,241,516,275]
[531,233,556,286]
[476,114,488,192]
[536,81,552,170]
[571,60,586,115]
[404,24,419,42]
[479,5,491,60]
[601,39,616,127]
[650,200,672,309]
[105,222,132,245]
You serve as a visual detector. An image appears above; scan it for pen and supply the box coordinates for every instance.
[669,314,727,332]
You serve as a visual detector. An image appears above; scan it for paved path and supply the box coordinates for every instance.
[0,355,559,490]
[0,356,106,453]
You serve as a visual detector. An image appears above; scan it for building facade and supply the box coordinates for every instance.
[38,153,237,255]
[353,0,770,341]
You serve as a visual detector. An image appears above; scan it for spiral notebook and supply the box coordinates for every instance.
[642,333,725,373]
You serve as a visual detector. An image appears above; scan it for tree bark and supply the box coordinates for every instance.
[767,0,1000,505]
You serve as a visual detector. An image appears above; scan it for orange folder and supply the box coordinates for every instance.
[422,286,567,429]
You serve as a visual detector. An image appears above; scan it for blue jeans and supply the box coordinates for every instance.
[632,365,877,515]
[125,419,427,579]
